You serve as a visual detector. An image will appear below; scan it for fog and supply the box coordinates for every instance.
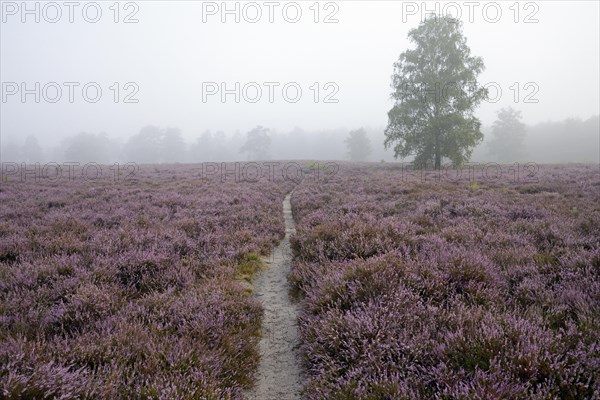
[1,1,599,164]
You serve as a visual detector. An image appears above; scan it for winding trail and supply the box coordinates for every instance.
[247,191,303,400]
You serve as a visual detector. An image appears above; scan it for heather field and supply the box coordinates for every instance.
[0,164,294,398]
[1,162,599,399]
[290,163,600,399]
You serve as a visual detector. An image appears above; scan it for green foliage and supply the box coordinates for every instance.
[533,252,559,266]
[571,206,579,215]
[237,252,265,282]
[385,16,487,168]
[239,126,271,161]
[305,161,328,170]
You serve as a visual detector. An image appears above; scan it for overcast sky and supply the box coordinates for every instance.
[1,1,599,146]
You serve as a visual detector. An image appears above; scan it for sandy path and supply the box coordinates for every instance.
[246,192,303,400]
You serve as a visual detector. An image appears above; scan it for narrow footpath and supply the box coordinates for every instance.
[246,191,303,400]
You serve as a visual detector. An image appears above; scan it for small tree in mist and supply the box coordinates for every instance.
[123,126,186,164]
[240,126,271,161]
[190,130,214,162]
[123,126,162,164]
[487,107,527,162]
[161,128,186,163]
[385,16,487,169]
[345,128,372,161]
[213,131,232,161]
[21,135,44,163]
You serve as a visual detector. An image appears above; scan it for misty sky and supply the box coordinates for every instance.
[1,1,599,146]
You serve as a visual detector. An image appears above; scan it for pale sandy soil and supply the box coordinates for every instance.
[246,192,304,400]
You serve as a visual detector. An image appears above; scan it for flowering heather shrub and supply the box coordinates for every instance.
[290,163,600,399]
[0,164,294,399]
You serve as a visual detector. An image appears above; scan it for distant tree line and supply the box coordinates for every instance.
[1,125,380,164]
[1,116,597,164]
